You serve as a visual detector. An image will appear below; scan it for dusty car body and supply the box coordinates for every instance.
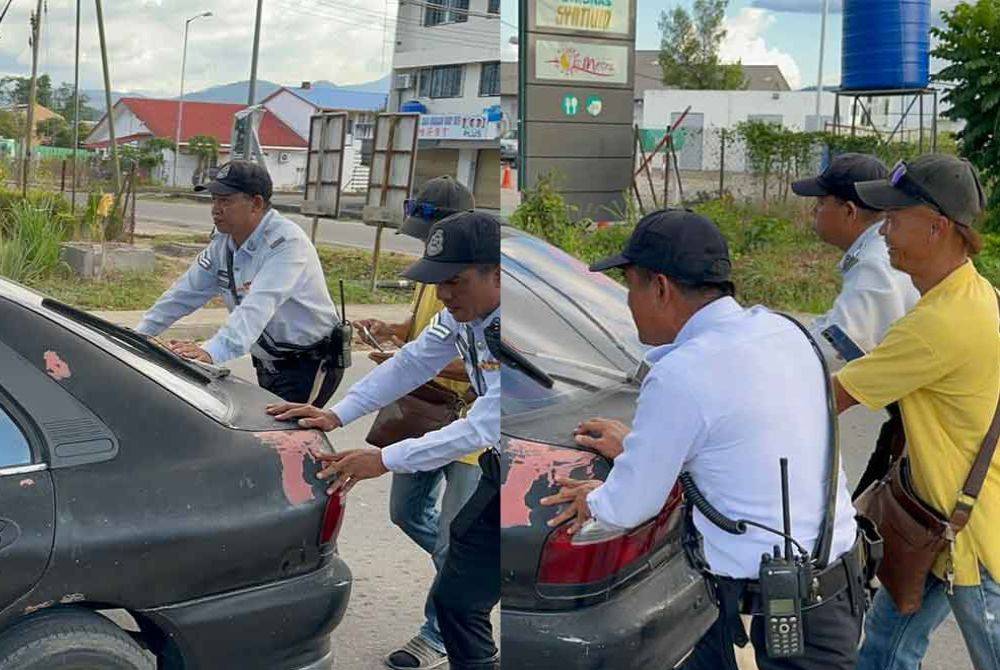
[500,227,718,668]
[0,278,350,669]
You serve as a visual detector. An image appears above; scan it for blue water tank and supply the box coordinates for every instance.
[842,0,930,91]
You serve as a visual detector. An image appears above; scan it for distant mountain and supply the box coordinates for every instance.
[181,79,282,104]
[334,75,391,94]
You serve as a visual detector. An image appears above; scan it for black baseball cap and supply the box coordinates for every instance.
[400,176,476,241]
[402,211,501,284]
[590,209,732,288]
[791,153,888,207]
[195,160,273,201]
[855,154,986,227]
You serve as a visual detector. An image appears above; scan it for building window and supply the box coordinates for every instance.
[488,0,500,14]
[479,62,500,97]
[419,65,464,99]
[425,0,469,26]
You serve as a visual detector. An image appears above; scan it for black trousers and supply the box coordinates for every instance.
[680,578,863,670]
[431,451,500,670]
[252,357,344,407]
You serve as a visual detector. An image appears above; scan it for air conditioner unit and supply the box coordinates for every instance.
[393,73,414,90]
[278,152,291,163]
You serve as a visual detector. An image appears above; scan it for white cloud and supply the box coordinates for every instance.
[0,0,398,98]
[720,8,803,89]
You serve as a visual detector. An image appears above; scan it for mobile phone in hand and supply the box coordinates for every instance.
[821,325,865,362]
[359,324,385,353]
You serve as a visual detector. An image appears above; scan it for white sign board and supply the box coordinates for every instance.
[534,40,629,84]
[366,113,420,225]
[417,114,501,141]
[302,112,348,218]
[535,0,631,36]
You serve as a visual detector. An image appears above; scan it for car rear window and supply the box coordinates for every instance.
[0,406,31,468]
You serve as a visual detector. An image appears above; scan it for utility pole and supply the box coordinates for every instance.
[95,0,121,200]
[71,0,81,214]
[247,0,263,105]
[22,0,43,197]
[815,0,830,122]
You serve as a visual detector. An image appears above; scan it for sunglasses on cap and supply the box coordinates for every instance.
[888,161,949,218]
[403,199,456,221]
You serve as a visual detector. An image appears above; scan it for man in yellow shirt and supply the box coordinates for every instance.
[355,176,481,670]
[833,155,1000,670]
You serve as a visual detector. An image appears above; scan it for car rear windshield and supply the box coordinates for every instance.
[501,232,645,418]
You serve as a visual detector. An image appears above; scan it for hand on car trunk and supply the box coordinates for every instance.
[573,418,629,459]
[168,340,213,364]
[540,478,603,534]
[266,403,343,431]
[316,447,389,495]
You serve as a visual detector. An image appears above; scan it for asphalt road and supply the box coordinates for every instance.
[227,354,498,670]
[133,196,424,256]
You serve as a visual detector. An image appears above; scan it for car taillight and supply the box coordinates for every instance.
[320,492,345,545]
[537,482,682,585]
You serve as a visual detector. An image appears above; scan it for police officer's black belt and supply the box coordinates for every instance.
[734,536,865,615]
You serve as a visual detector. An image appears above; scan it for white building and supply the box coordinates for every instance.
[84,98,308,189]
[262,83,387,190]
[389,0,502,208]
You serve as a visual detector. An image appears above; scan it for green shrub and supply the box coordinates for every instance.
[509,175,589,255]
[0,199,69,283]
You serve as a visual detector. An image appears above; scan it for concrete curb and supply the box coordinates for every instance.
[96,304,413,343]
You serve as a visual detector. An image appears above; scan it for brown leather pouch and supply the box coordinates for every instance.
[364,350,475,448]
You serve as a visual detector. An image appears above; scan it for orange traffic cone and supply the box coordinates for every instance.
[501,163,513,189]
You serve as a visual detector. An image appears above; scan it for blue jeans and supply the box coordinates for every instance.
[858,565,1000,670]
[389,461,481,653]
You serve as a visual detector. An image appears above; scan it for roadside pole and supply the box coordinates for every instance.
[22,0,43,197]
[95,0,122,203]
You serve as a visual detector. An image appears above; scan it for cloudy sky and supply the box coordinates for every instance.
[501,0,963,90]
[0,0,400,99]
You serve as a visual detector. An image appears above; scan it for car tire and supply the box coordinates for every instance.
[0,607,154,670]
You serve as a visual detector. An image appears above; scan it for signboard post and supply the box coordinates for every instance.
[519,0,637,219]
[301,112,349,241]
[363,113,419,291]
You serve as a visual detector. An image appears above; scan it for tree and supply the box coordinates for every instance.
[658,0,745,90]
[187,135,220,184]
[0,74,52,108]
[35,117,68,145]
[0,110,23,139]
[932,1,1000,231]
[51,82,98,122]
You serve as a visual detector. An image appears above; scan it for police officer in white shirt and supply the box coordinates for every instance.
[542,210,865,670]
[792,154,920,497]
[792,153,919,367]
[135,161,344,405]
[267,211,501,670]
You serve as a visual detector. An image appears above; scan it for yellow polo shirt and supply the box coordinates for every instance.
[409,284,481,467]
[837,261,1000,586]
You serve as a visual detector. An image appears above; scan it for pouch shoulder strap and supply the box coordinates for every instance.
[225,245,242,306]
[949,289,1000,530]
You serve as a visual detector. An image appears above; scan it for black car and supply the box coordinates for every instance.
[0,277,351,670]
[500,227,718,668]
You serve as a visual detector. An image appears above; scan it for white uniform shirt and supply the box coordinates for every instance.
[808,221,919,368]
[135,209,338,364]
[587,297,857,579]
[331,307,500,474]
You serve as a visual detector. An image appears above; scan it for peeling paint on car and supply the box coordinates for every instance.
[254,431,326,506]
[19,478,34,488]
[43,350,71,380]
[60,593,86,604]
[502,438,597,529]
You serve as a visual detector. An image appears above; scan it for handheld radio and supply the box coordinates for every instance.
[758,458,808,658]
[331,280,353,369]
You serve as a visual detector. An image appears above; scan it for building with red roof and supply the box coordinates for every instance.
[84,98,308,189]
